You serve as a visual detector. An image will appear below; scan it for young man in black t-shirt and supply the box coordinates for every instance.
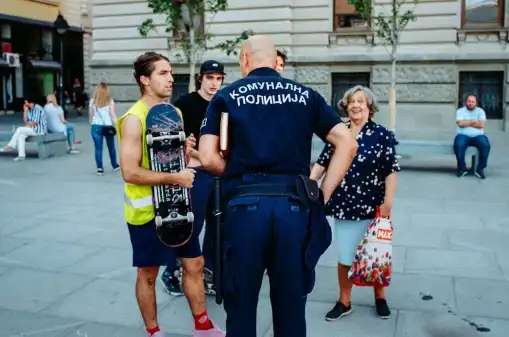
[276,49,287,73]
[161,60,226,296]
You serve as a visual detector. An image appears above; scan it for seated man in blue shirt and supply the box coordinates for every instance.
[454,94,491,179]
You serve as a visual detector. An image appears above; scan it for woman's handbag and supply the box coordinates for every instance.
[348,207,393,287]
[101,125,117,137]
[94,106,117,136]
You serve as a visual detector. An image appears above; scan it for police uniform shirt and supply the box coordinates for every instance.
[174,91,210,148]
[200,67,342,178]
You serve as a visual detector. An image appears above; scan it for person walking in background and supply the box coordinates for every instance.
[44,93,80,154]
[73,78,85,116]
[0,97,48,161]
[89,82,119,175]
[310,85,400,321]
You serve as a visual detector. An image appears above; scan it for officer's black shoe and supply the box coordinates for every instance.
[325,301,352,321]
[475,169,486,180]
[375,298,391,319]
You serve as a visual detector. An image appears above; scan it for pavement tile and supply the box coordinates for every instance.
[0,241,103,272]
[410,212,483,230]
[43,278,172,328]
[384,197,445,215]
[395,310,488,337]
[447,229,509,254]
[454,277,509,319]
[391,197,447,214]
[65,322,188,337]
[462,317,509,337]
[495,253,509,281]
[0,308,84,337]
[0,268,93,313]
[9,222,101,244]
[73,227,133,250]
[66,247,135,283]
[405,248,504,280]
[393,225,449,249]
[0,214,42,236]
[0,236,30,255]
[481,215,509,233]
[445,201,509,217]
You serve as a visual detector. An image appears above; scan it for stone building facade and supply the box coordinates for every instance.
[89,0,509,139]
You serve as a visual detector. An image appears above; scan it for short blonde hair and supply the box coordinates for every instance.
[338,85,379,119]
[46,93,59,107]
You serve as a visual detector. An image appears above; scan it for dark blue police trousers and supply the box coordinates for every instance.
[222,174,312,337]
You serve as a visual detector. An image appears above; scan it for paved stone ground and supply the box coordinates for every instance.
[1,118,509,337]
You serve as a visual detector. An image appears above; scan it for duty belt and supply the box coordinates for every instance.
[230,183,298,200]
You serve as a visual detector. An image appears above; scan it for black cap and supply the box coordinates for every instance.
[200,60,226,75]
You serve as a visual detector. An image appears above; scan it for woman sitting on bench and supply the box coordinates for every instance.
[0,97,48,161]
[44,93,80,154]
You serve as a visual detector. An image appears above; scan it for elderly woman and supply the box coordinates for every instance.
[310,85,400,320]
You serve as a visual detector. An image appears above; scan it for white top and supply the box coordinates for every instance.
[456,106,486,137]
[44,103,67,135]
[89,98,115,126]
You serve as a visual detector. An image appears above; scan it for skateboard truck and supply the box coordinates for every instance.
[155,211,194,227]
[147,131,186,146]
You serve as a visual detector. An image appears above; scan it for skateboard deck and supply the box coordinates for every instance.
[145,103,194,247]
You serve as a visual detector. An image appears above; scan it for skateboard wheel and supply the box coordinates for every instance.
[146,134,153,146]
[187,212,194,223]
[179,131,186,142]
[155,216,162,227]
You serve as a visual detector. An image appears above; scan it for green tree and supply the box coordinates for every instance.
[354,0,417,135]
[139,0,253,93]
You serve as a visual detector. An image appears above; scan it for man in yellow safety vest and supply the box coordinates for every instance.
[117,52,225,337]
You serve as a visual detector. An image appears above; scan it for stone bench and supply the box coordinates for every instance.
[395,139,479,172]
[0,132,67,159]
[29,133,68,159]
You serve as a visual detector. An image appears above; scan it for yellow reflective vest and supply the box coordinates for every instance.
[117,100,182,225]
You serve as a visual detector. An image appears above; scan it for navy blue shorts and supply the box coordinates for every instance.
[127,219,202,268]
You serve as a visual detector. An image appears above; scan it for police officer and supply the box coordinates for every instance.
[198,35,358,337]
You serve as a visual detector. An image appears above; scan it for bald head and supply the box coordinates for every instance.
[239,35,277,77]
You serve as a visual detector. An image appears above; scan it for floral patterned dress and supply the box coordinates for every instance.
[316,119,400,221]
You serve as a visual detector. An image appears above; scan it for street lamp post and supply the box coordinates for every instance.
[53,13,69,109]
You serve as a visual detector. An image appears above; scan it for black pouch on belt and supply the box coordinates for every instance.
[295,175,320,208]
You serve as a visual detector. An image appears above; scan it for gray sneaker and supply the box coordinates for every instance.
[204,267,216,296]
[161,267,183,296]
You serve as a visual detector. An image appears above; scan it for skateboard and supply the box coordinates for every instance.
[145,103,194,247]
